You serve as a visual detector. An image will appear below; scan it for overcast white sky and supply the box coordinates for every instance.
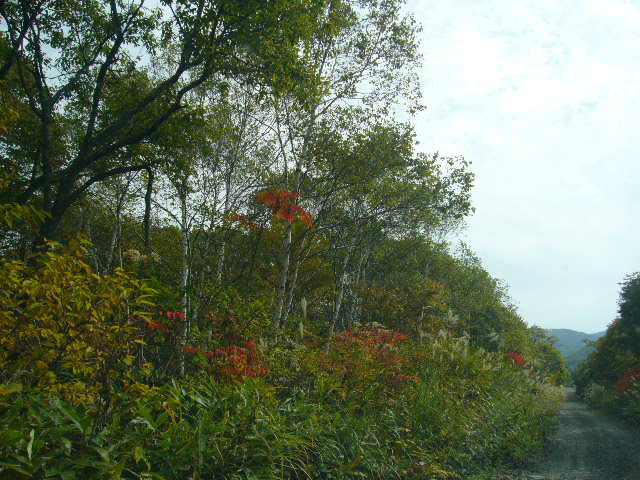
[405,0,640,333]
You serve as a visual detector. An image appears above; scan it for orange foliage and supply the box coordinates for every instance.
[312,327,418,395]
[254,190,313,226]
[145,310,268,382]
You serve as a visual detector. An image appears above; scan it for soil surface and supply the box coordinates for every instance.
[503,389,640,480]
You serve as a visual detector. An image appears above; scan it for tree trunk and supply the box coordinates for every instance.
[106,207,121,272]
[215,172,232,282]
[273,222,292,329]
[178,190,190,377]
[331,246,353,332]
[284,239,308,324]
[143,167,154,253]
[346,247,370,329]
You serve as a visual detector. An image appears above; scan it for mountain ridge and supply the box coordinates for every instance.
[546,328,606,369]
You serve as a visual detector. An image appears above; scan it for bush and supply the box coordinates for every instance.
[0,237,155,406]
[584,382,618,411]
[0,332,564,480]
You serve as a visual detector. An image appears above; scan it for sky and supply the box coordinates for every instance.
[405,0,640,333]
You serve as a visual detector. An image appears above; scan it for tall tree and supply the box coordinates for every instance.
[0,0,329,243]
[267,0,422,328]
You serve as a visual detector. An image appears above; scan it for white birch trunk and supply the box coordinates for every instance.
[331,246,353,331]
[215,173,232,282]
[273,222,292,329]
[179,190,190,377]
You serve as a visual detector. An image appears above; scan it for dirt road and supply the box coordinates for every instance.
[508,389,640,480]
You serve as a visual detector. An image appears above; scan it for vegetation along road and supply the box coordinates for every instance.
[507,389,640,480]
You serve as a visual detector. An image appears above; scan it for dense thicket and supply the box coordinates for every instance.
[573,273,640,423]
[1,0,566,478]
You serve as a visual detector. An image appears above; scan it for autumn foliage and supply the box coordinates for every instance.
[142,310,269,382]
[228,213,260,232]
[506,352,527,368]
[312,326,418,396]
[254,190,313,226]
[616,363,640,393]
[0,1,567,476]
[0,238,155,405]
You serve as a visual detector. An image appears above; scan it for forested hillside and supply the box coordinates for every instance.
[547,329,605,369]
[574,273,640,424]
[0,0,567,478]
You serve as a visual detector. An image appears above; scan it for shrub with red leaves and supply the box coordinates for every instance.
[312,328,418,396]
[202,339,269,379]
[157,311,186,322]
[616,363,640,393]
[147,322,170,333]
[506,352,526,368]
[144,309,268,381]
[181,345,202,355]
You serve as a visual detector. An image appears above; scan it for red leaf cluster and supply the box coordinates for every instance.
[181,345,202,355]
[145,310,268,381]
[182,339,268,380]
[505,352,526,368]
[147,322,170,333]
[254,190,312,226]
[314,328,417,391]
[616,363,640,393]
[159,311,186,322]
[144,311,186,334]
[333,329,409,349]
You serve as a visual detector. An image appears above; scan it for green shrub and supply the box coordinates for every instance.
[0,339,564,480]
[0,237,155,406]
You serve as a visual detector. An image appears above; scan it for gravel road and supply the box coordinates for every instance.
[504,389,640,480]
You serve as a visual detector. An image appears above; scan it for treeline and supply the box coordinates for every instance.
[0,0,566,478]
[574,273,640,423]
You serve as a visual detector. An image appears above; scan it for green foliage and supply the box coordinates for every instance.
[0,203,48,230]
[0,187,565,479]
[574,272,640,424]
[0,1,568,478]
[412,333,563,464]
[0,334,564,480]
[618,272,640,321]
[0,393,130,479]
[205,287,274,342]
[0,237,155,405]
[359,279,449,336]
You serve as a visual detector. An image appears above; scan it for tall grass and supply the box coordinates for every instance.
[0,334,563,480]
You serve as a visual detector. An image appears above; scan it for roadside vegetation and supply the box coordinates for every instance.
[0,0,566,478]
[573,273,640,424]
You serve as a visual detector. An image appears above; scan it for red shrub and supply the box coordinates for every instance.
[505,352,526,368]
[201,339,269,380]
[313,328,417,393]
[147,310,268,381]
[147,322,170,333]
[616,363,640,393]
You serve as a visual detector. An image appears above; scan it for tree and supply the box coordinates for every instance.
[619,272,640,323]
[0,0,330,243]
[264,0,422,329]
[586,272,640,386]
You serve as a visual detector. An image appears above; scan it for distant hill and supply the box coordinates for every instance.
[546,328,606,369]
